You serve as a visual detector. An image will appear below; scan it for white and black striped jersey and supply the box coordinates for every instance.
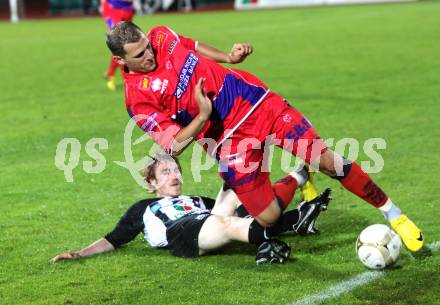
[105,195,215,249]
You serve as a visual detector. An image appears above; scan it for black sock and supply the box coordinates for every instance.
[236,205,250,218]
[279,209,300,232]
[248,220,271,245]
[248,211,300,245]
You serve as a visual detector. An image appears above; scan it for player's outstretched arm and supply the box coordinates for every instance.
[196,42,253,64]
[49,238,115,263]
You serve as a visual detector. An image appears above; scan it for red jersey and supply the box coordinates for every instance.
[123,26,273,155]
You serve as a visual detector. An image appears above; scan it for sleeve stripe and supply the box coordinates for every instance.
[167,27,180,41]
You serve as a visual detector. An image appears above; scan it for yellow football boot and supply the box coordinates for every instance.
[390,214,424,252]
[300,170,318,202]
[106,76,116,91]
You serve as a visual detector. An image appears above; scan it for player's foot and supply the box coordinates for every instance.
[390,214,424,252]
[293,188,332,235]
[255,239,291,265]
[105,76,116,91]
[300,167,318,202]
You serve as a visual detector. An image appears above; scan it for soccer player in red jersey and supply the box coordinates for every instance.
[105,22,424,252]
[101,0,134,90]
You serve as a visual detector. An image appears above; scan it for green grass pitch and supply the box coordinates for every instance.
[1,2,439,304]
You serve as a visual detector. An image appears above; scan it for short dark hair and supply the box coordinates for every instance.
[144,153,182,188]
[106,21,143,57]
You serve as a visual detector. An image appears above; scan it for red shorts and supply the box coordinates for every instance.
[217,93,327,216]
[102,2,134,30]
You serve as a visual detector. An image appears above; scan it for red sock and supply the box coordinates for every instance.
[106,56,118,78]
[272,175,298,209]
[340,162,388,208]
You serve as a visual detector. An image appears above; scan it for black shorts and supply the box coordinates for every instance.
[166,212,211,257]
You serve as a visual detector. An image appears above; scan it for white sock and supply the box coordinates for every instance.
[379,199,402,221]
[290,168,307,187]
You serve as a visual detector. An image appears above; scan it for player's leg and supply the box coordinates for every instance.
[197,215,253,254]
[217,137,279,226]
[198,191,331,255]
[218,173,310,227]
[253,169,307,226]
[210,174,304,217]
[214,95,312,226]
[103,15,118,91]
[198,215,291,263]
[272,102,424,252]
[300,166,318,201]
[318,149,424,252]
[214,167,313,222]
[217,138,311,226]
[197,213,293,253]
[216,104,321,228]
[219,171,295,227]
[211,185,241,217]
[105,58,118,91]
[272,170,304,209]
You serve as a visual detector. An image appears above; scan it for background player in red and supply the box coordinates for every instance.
[105,21,424,253]
[101,0,134,90]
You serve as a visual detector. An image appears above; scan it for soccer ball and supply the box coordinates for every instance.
[356,224,402,270]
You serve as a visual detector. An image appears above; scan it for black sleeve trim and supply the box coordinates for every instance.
[198,196,216,210]
[104,199,157,248]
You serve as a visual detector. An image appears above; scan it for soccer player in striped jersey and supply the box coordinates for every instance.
[49,154,330,263]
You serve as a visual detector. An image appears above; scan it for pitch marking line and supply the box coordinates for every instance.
[288,271,384,305]
[288,241,438,305]
[428,240,440,251]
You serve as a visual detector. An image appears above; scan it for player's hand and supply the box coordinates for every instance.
[49,252,81,263]
[228,43,253,64]
[194,78,212,121]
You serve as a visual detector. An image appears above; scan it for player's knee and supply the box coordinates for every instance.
[319,150,353,179]
[254,200,282,227]
[318,150,341,177]
[320,164,337,177]
[199,215,230,246]
[221,216,237,235]
[218,215,233,229]
[220,216,248,242]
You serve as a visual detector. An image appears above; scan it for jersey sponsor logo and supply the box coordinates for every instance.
[140,112,159,132]
[286,118,312,143]
[160,79,169,94]
[151,78,163,92]
[168,39,177,54]
[156,31,168,46]
[175,52,199,99]
[149,196,207,223]
[223,152,244,166]
[173,201,194,212]
[165,60,173,70]
[139,76,152,91]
